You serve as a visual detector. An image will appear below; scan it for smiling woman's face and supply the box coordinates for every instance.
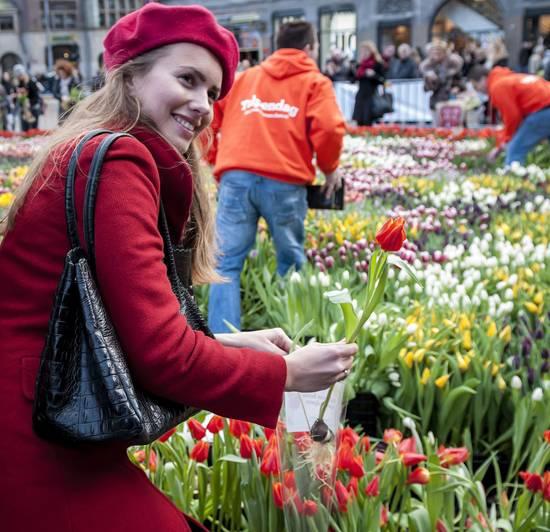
[131,42,223,153]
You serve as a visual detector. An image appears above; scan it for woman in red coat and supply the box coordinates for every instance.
[0,4,357,531]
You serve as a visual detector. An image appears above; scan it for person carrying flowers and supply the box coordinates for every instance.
[0,4,357,531]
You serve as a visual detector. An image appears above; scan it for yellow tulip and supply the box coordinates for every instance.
[457,353,471,371]
[420,368,431,385]
[462,330,472,350]
[525,302,539,314]
[414,349,426,363]
[404,352,415,369]
[491,363,500,377]
[435,374,450,388]
[424,339,436,350]
[459,314,471,332]
[443,319,454,328]
[0,192,15,208]
[532,263,541,273]
[496,375,506,391]
[487,321,497,338]
[534,292,544,305]
[499,325,512,344]
[399,348,407,359]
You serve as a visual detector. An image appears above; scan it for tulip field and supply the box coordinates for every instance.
[1,127,549,530]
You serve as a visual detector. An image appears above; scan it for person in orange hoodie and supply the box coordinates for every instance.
[469,65,550,165]
[207,21,346,333]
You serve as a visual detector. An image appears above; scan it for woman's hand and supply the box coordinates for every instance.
[284,341,358,392]
[215,328,292,356]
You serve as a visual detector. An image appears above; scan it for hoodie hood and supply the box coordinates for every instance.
[487,66,514,93]
[261,49,319,80]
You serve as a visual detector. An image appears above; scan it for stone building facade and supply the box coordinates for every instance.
[1,0,549,79]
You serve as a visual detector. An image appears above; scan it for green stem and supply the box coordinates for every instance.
[319,383,335,420]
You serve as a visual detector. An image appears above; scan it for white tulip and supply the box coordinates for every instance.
[511,376,522,389]
[532,388,543,402]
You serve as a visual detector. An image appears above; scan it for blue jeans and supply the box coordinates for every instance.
[506,106,550,166]
[208,171,308,333]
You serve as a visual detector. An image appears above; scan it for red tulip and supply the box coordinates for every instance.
[436,519,448,532]
[375,217,406,252]
[283,470,297,491]
[187,418,206,440]
[402,452,428,467]
[544,430,550,444]
[398,437,416,454]
[206,415,224,434]
[302,500,318,516]
[407,467,430,485]
[360,435,371,453]
[253,438,264,457]
[349,454,365,478]
[229,419,251,438]
[264,427,275,440]
[519,471,544,493]
[437,445,469,467]
[321,486,333,507]
[157,427,177,442]
[337,427,360,448]
[380,505,389,527]
[335,480,350,512]
[543,472,550,502]
[260,441,280,476]
[336,443,354,471]
[272,482,283,508]
[239,434,254,459]
[365,475,380,497]
[133,449,146,463]
[148,449,158,472]
[383,429,403,444]
[347,477,359,497]
[190,440,210,463]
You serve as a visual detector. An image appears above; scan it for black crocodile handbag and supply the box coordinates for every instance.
[32,130,214,445]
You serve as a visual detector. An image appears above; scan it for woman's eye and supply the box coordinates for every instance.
[179,74,193,85]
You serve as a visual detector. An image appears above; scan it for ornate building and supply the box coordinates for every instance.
[1,0,549,78]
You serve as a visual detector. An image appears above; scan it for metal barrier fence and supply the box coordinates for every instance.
[334,79,433,125]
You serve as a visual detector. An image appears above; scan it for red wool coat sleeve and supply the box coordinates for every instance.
[81,135,286,427]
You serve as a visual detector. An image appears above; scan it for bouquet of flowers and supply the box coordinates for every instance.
[279,217,420,529]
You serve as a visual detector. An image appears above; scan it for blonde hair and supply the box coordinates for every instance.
[359,40,382,63]
[2,47,221,285]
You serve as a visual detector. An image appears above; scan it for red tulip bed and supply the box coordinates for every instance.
[1,128,549,530]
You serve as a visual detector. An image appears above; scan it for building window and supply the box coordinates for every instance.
[319,6,357,68]
[41,1,78,30]
[98,0,139,29]
[0,15,14,31]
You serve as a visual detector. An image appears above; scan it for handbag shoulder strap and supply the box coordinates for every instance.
[65,129,113,250]
[82,133,181,293]
[83,132,132,272]
[158,202,184,296]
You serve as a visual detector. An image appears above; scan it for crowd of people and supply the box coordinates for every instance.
[322,34,550,128]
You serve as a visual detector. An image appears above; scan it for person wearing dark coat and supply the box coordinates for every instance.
[12,64,43,131]
[352,40,385,126]
[387,43,419,79]
[0,4,357,532]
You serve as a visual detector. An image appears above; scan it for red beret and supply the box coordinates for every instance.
[103,3,239,98]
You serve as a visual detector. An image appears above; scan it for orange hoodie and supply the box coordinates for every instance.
[488,67,550,146]
[209,49,346,185]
